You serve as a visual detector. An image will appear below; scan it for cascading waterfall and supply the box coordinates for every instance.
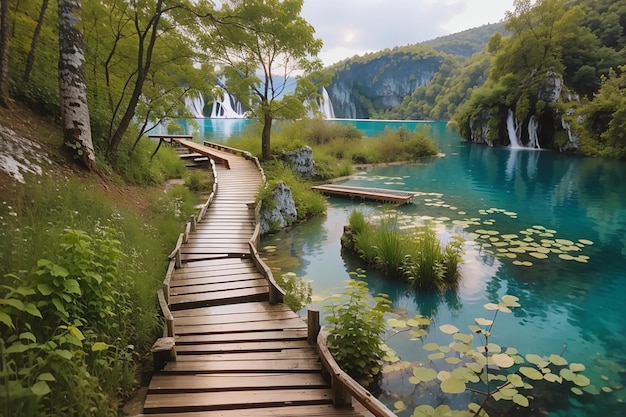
[184,95,205,118]
[319,87,335,119]
[527,115,540,149]
[507,109,522,149]
[209,87,246,118]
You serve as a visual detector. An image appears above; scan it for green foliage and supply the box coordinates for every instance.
[323,279,391,385]
[403,227,465,288]
[184,169,212,192]
[386,295,597,416]
[275,272,312,312]
[0,171,190,416]
[346,210,463,289]
[199,0,324,160]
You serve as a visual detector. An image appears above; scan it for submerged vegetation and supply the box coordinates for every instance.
[342,210,464,289]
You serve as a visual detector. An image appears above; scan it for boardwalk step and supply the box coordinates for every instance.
[143,388,333,413]
[148,372,328,393]
[137,404,365,416]
[169,286,269,310]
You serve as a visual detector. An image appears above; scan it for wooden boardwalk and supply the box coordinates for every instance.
[312,184,417,205]
[142,141,390,417]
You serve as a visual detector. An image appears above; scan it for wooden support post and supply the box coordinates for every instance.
[331,373,351,408]
[150,337,176,371]
[190,215,197,232]
[307,309,320,344]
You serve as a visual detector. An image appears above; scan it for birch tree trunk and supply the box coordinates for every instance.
[0,0,10,107]
[58,0,96,170]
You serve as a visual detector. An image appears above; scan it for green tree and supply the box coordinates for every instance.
[200,0,323,161]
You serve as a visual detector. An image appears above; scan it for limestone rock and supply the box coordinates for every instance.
[260,181,297,234]
[280,146,316,179]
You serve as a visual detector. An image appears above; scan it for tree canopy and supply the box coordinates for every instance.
[197,0,324,160]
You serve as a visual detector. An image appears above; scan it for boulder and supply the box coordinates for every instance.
[259,181,297,234]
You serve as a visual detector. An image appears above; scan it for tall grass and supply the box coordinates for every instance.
[346,210,463,289]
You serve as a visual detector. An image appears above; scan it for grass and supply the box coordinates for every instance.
[346,210,463,289]
[0,134,210,416]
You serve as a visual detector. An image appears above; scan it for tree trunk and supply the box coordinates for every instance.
[107,0,163,157]
[261,112,272,161]
[23,0,49,82]
[58,0,96,170]
[0,0,11,107]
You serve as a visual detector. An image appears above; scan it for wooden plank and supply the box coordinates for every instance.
[182,253,251,262]
[137,404,364,416]
[174,310,297,326]
[148,373,328,393]
[143,388,332,413]
[175,349,319,362]
[175,340,312,353]
[162,358,322,374]
[171,273,263,288]
[173,317,305,335]
[170,278,268,296]
[174,329,307,344]
[171,301,292,317]
[169,286,268,309]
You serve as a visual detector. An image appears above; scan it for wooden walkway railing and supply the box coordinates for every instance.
[142,140,394,417]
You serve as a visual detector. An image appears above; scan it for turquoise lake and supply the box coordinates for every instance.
[184,118,626,416]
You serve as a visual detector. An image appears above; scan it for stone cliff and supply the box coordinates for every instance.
[327,50,443,119]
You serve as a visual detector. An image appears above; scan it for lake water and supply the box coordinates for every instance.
[174,118,625,416]
[253,120,626,417]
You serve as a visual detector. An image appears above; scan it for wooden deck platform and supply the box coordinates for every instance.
[142,141,384,417]
[312,183,417,205]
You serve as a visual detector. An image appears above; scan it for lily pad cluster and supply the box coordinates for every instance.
[384,295,608,416]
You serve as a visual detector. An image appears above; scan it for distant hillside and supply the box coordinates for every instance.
[421,22,507,57]
[324,23,505,119]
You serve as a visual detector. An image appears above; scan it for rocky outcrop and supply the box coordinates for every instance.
[463,71,581,151]
[259,181,297,234]
[327,52,443,119]
[280,146,316,179]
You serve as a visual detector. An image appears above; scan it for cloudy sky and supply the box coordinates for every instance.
[301,0,516,66]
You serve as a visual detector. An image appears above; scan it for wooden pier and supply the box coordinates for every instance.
[142,140,394,417]
[312,183,417,205]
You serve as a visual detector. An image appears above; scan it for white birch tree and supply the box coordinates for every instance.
[58,0,96,170]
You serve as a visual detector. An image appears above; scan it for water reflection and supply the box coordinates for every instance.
[260,122,626,415]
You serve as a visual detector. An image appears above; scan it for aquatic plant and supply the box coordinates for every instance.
[345,210,463,289]
[323,279,391,385]
[386,295,599,417]
[275,272,312,313]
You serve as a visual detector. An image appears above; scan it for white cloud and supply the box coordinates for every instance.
[301,0,515,66]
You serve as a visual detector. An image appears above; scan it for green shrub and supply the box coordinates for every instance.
[348,210,368,235]
[275,272,312,312]
[184,169,212,191]
[323,279,391,385]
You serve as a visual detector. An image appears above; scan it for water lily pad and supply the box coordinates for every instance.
[502,234,519,240]
[550,354,568,366]
[413,366,437,382]
[602,386,613,393]
[423,342,439,351]
[535,247,551,254]
[475,317,493,326]
[492,353,515,368]
[579,239,593,245]
[441,376,466,394]
[559,254,575,260]
[571,387,584,395]
[440,324,459,334]
[573,374,591,387]
[529,252,549,259]
[520,367,544,380]
[544,373,562,383]
[574,256,589,263]
[428,352,445,360]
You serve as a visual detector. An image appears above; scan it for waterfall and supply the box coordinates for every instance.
[527,115,540,149]
[184,95,205,118]
[209,87,246,119]
[507,109,522,149]
[319,87,335,119]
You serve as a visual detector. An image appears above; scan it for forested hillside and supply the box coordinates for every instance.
[330,0,625,158]
[455,0,626,157]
